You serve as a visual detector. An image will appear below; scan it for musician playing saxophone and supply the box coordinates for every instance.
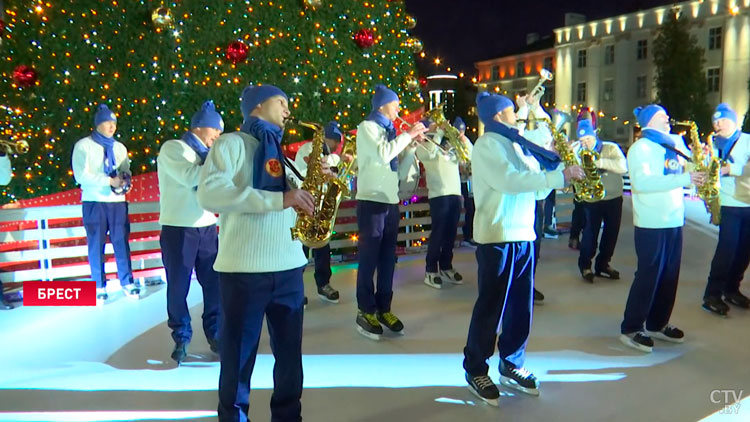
[354,84,427,341]
[0,150,12,310]
[702,103,750,316]
[571,119,627,283]
[620,104,705,353]
[198,84,316,422]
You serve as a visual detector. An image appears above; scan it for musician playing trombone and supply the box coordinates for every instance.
[415,119,465,290]
[571,119,627,283]
[354,84,427,341]
[71,104,138,302]
[463,92,583,405]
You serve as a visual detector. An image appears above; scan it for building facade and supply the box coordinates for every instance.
[475,2,750,144]
[554,0,750,143]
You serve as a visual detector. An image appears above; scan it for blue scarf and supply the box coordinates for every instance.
[366,111,398,171]
[641,128,683,175]
[91,130,117,176]
[241,116,287,192]
[484,120,561,171]
[714,130,741,163]
[181,131,209,164]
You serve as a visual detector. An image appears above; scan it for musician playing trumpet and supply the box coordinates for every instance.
[0,149,12,310]
[571,119,627,283]
[462,92,583,405]
[415,119,465,289]
[354,84,427,340]
[702,103,750,316]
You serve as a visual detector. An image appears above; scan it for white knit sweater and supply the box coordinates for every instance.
[197,131,307,273]
[0,155,11,186]
[716,132,750,207]
[71,136,130,203]
[355,120,413,204]
[157,138,218,227]
[415,137,461,198]
[472,129,565,244]
[627,134,692,229]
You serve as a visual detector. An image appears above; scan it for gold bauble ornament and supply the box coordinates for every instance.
[402,37,423,54]
[151,6,174,30]
[405,15,417,30]
[303,0,323,9]
[404,75,419,92]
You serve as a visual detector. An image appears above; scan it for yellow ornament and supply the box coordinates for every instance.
[151,6,174,30]
[303,0,322,9]
[403,37,423,54]
[405,15,417,30]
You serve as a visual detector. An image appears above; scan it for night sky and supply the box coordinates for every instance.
[405,0,676,73]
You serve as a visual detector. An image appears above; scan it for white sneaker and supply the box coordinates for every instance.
[122,284,141,299]
[440,269,464,285]
[423,272,443,289]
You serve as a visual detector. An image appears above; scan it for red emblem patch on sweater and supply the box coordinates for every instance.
[265,158,283,177]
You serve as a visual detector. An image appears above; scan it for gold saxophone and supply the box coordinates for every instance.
[547,118,605,202]
[290,119,356,248]
[674,120,721,225]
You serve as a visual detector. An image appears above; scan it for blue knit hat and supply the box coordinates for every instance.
[240,85,288,120]
[324,121,342,141]
[94,104,117,127]
[476,92,514,124]
[372,84,399,110]
[713,103,737,123]
[191,100,224,131]
[633,104,666,128]
[577,119,596,139]
[453,117,466,132]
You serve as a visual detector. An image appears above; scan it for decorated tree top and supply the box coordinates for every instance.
[0,0,423,203]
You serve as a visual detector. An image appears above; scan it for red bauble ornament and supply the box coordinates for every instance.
[353,28,375,49]
[226,41,249,64]
[0,18,5,34]
[13,65,38,87]
[419,76,428,87]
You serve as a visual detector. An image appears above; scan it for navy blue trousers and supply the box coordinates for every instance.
[464,242,534,375]
[621,227,682,334]
[569,199,585,240]
[160,225,220,345]
[426,195,461,273]
[543,190,556,226]
[356,200,400,314]
[302,244,332,288]
[705,206,750,298]
[461,182,475,240]
[217,267,305,422]
[82,201,133,288]
[578,197,623,271]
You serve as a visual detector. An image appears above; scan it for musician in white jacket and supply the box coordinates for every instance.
[157,100,223,364]
[198,85,317,422]
[571,119,627,283]
[462,92,582,405]
[620,104,704,353]
[354,84,426,340]
[71,104,137,302]
[416,123,464,289]
[702,103,750,316]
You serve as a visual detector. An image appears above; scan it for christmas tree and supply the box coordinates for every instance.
[0,0,423,203]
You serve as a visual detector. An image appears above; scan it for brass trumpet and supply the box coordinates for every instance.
[394,115,452,155]
[0,139,30,154]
